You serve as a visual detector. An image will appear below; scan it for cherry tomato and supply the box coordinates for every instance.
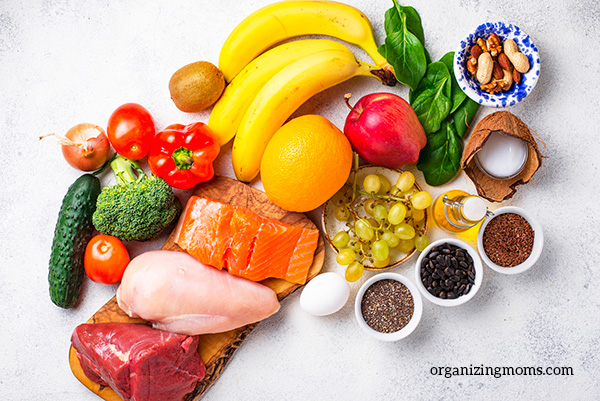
[107,103,155,160]
[84,235,130,285]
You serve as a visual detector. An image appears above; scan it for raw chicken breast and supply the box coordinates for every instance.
[117,250,280,335]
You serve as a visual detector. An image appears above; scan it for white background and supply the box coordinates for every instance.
[1,0,599,400]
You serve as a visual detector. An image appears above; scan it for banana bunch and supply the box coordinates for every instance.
[208,0,395,183]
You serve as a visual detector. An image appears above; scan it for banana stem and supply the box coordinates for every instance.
[357,60,397,86]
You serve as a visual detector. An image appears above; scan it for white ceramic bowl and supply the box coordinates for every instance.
[454,21,541,107]
[322,165,428,271]
[415,239,483,307]
[477,206,543,274]
[355,272,422,341]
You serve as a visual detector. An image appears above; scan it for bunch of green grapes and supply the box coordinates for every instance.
[331,171,432,282]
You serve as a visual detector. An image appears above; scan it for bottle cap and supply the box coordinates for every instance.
[462,196,487,222]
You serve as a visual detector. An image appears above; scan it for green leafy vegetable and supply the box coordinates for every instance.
[451,96,480,138]
[417,121,462,186]
[439,52,466,113]
[378,0,427,90]
[410,62,452,134]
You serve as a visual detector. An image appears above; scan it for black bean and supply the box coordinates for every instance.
[447,292,457,299]
[434,287,441,296]
[457,269,465,278]
[467,270,475,280]
[439,291,447,299]
[429,251,439,259]
[422,269,430,278]
[451,257,458,269]
[458,284,466,295]
[444,279,452,287]
[445,255,452,266]
[431,280,438,288]
[444,267,454,276]
[459,261,468,269]
[442,248,451,254]
[436,255,445,266]
[432,273,440,280]
[450,275,460,282]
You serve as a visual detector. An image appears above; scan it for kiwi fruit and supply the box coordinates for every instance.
[169,61,225,112]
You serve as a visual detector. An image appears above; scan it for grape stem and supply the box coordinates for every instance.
[357,189,410,202]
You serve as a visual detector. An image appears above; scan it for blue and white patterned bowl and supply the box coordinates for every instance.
[454,22,540,108]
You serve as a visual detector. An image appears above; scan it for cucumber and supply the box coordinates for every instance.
[48,174,101,308]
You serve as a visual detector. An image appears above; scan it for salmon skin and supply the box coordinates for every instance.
[174,196,318,284]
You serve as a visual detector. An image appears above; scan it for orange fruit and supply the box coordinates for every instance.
[261,115,353,212]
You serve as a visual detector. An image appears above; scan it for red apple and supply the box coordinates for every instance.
[343,93,427,168]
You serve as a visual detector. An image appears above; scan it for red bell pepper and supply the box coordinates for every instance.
[148,122,220,189]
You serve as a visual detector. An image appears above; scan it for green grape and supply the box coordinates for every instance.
[334,206,350,221]
[412,207,425,222]
[377,174,392,194]
[415,234,430,251]
[363,174,381,194]
[336,248,356,265]
[394,223,416,240]
[372,204,388,222]
[372,257,390,268]
[332,231,350,249]
[367,218,380,229]
[355,219,374,241]
[411,191,433,210]
[345,261,365,282]
[381,230,400,248]
[372,239,390,261]
[364,199,376,215]
[396,171,415,192]
[398,238,415,253]
[347,239,360,251]
[388,202,407,225]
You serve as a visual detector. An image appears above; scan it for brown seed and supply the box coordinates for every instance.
[498,53,512,71]
[513,69,521,84]
[492,61,503,80]
[470,44,483,60]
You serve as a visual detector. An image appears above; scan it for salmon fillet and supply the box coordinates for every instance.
[174,196,318,284]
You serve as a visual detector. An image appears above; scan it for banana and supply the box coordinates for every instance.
[218,0,390,82]
[208,39,350,146]
[232,47,379,182]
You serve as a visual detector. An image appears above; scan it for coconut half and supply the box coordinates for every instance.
[461,111,543,202]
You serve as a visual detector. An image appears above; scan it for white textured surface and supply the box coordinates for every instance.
[1,0,599,400]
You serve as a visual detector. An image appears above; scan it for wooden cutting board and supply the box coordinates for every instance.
[69,176,325,400]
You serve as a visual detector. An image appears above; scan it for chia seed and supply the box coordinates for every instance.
[482,213,534,267]
[361,279,414,333]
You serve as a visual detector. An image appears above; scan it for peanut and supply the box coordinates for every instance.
[498,68,513,91]
[476,52,493,84]
[503,39,530,73]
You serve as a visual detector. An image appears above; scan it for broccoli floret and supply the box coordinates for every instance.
[92,156,181,242]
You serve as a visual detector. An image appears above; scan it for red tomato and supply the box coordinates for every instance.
[84,235,130,285]
[107,103,155,160]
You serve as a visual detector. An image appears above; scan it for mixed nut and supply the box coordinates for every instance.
[467,33,530,94]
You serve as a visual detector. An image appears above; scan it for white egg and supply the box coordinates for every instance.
[300,272,350,316]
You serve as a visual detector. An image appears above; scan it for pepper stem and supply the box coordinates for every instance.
[172,147,194,170]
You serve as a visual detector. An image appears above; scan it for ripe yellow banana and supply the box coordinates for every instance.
[208,39,350,146]
[232,47,379,182]
[218,0,389,82]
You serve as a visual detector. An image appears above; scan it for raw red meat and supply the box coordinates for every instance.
[71,322,205,401]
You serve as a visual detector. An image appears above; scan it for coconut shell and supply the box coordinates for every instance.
[461,111,543,202]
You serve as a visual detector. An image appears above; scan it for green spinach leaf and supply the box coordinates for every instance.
[410,62,452,134]
[417,121,462,186]
[378,2,427,90]
[451,96,480,138]
[384,1,425,45]
[439,52,466,114]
